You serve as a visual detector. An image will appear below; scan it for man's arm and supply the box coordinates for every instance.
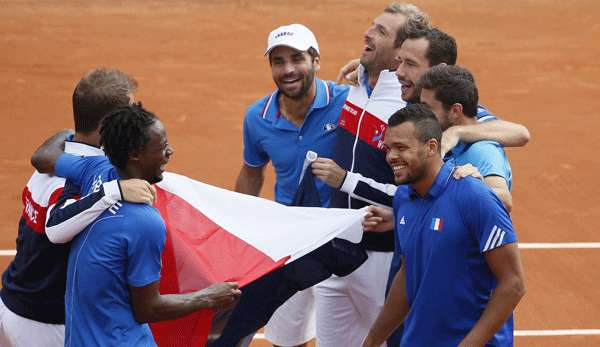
[442,120,530,156]
[130,281,241,323]
[361,258,410,347]
[483,176,512,212]
[312,157,397,207]
[46,179,156,244]
[313,158,485,208]
[234,164,266,196]
[458,243,525,347]
[336,58,360,86]
[31,129,73,174]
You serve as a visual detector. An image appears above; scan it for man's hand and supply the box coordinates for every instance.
[336,58,360,86]
[363,206,394,232]
[441,126,463,157]
[197,282,241,311]
[453,163,483,181]
[120,179,157,205]
[311,158,346,189]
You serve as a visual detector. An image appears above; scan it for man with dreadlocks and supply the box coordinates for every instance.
[31,104,241,347]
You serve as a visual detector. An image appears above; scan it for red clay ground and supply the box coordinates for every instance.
[1,1,599,346]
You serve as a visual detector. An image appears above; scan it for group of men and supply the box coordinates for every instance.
[232,2,527,347]
[0,2,528,347]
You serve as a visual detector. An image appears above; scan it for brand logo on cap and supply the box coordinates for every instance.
[275,31,295,39]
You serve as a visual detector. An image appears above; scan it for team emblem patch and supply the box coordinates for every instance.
[324,123,337,132]
[430,217,444,231]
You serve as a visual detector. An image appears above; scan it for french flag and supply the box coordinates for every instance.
[148,172,365,346]
[431,217,444,231]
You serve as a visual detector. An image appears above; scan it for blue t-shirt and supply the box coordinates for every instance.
[243,78,349,206]
[452,140,513,190]
[393,161,517,346]
[56,154,165,347]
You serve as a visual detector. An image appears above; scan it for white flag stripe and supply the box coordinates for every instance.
[495,231,506,249]
[157,172,365,262]
[483,225,498,252]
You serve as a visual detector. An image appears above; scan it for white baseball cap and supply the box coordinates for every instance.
[265,24,320,56]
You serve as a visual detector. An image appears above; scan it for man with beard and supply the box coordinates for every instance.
[309,4,431,346]
[394,27,530,156]
[361,104,525,346]
[314,20,530,346]
[233,24,349,347]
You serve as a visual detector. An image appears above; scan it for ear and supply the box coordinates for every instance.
[425,138,440,157]
[449,103,464,122]
[313,55,321,72]
[128,150,141,163]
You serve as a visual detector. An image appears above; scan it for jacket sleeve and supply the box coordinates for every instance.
[339,171,397,208]
[45,179,122,244]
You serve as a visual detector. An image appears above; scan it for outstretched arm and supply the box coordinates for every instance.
[130,281,241,323]
[312,158,485,208]
[442,120,530,156]
[46,179,156,244]
[31,129,73,174]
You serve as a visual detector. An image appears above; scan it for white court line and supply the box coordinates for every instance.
[515,329,600,336]
[519,243,600,249]
[253,330,600,340]
[253,330,600,339]
[0,243,597,256]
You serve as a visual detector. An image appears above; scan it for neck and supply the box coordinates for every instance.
[366,68,381,89]
[278,81,317,127]
[71,132,100,147]
[411,157,444,197]
[454,114,477,127]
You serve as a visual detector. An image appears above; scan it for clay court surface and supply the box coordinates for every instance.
[1,0,599,345]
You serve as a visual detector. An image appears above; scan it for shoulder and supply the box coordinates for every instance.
[463,141,505,158]
[450,176,496,205]
[245,92,276,119]
[324,80,350,98]
[123,204,165,228]
[476,104,498,122]
[393,185,412,210]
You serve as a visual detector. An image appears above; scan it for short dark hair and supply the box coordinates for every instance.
[384,2,432,48]
[417,65,479,117]
[100,103,157,170]
[388,103,442,146]
[72,67,137,133]
[406,27,457,66]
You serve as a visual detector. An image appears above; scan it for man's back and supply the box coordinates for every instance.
[55,154,166,347]
[1,142,103,325]
[65,202,165,347]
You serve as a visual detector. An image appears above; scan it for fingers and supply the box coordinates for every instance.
[346,70,359,86]
[147,181,157,203]
[121,179,156,205]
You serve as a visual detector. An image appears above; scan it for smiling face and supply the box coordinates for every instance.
[269,46,319,100]
[135,120,173,184]
[384,121,430,185]
[395,37,431,103]
[360,12,406,73]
